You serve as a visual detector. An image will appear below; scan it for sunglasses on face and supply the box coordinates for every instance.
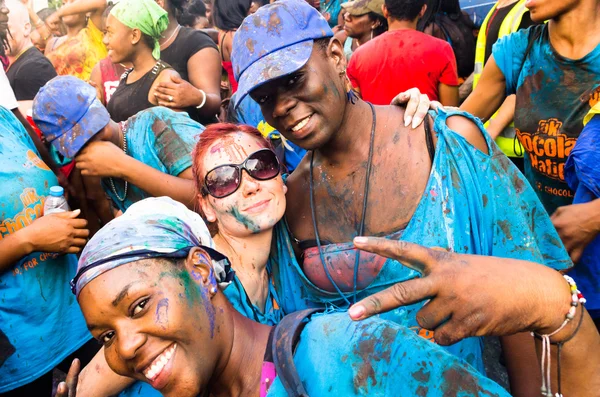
[202,148,281,199]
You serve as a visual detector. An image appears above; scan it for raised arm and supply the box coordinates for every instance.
[46,0,107,33]
[460,56,507,122]
[74,141,196,209]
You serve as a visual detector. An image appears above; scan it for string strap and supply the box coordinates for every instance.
[532,275,586,397]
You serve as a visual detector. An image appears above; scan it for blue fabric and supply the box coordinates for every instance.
[232,93,307,172]
[32,76,111,159]
[0,106,91,392]
[101,107,202,212]
[223,259,284,325]
[492,25,600,214]
[231,0,333,107]
[267,312,510,396]
[320,0,343,28]
[564,114,600,315]
[271,107,573,373]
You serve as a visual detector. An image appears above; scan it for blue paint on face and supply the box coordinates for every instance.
[227,206,261,234]
[155,298,169,329]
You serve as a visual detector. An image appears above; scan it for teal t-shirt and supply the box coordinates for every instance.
[102,107,203,212]
[0,107,91,392]
[267,312,510,396]
[493,24,600,214]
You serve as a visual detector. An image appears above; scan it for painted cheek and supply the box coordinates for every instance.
[155,298,169,330]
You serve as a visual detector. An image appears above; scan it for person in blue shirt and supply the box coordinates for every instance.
[564,105,600,331]
[0,106,93,395]
[32,75,202,213]
[57,196,600,397]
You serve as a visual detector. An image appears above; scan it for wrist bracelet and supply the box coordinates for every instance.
[196,89,207,109]
[532,275,585,397]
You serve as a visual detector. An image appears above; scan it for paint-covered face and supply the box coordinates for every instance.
[249,41,348,151]
[199,132,287,236]
[78,253,220,397]
[103,14,136,64]
[343,12,372,39]
[525,0,580,22]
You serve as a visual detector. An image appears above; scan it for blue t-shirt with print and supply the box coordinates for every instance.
[0,106,91,392]
[493,24,600,214]
[102,107,203,212]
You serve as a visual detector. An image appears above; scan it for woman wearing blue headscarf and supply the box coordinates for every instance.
[58,197,599,397]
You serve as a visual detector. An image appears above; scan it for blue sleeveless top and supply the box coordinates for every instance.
[270,108,573,373]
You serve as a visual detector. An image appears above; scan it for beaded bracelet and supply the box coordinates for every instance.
[532,275,586,397]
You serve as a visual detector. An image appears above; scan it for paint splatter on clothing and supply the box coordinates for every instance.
[266,312,510,396]
[271,107,573,373]
[101,107,203,212]
[493,24,600,214]
[0,106,90,392]
[564,111,600,319]
[46,20,107,81]
[223,259,284,325]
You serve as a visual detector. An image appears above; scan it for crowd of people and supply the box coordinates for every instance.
[0,0,599,396]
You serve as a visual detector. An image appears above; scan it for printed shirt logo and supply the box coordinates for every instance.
[516,118,576,184]
[25,150,51,171]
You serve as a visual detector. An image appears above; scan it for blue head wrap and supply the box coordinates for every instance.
[73,197,230,297]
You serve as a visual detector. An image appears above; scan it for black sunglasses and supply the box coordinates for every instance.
[202,148,281,198]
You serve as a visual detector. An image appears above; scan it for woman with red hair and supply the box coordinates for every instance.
[193,122,287,324]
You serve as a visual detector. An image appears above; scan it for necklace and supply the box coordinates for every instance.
[109,122,128,202]
[160,24,181,49]
[309,102,376,305]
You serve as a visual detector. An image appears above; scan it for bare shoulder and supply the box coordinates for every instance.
[156,68,180,83]
[446,114,489,155]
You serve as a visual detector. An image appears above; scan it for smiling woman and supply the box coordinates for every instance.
[66,196,512,397]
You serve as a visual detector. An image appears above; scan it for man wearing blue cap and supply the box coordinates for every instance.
[230,0,574,390]
[33,76,203,216]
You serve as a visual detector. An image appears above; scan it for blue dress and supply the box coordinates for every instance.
[271,108,573,373]
[267,312,510,396]
[0,107,91,392]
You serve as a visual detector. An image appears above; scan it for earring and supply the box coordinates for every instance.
[210,286,217,294]
[370,29,374,41]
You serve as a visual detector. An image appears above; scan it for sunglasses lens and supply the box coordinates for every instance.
[246,150,280,180]
[205,166,239,198]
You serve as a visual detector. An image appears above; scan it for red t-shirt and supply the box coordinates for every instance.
[347,29,459,105]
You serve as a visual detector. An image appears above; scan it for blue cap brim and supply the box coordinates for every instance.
[234,40,314,109]
[51,97,111,159]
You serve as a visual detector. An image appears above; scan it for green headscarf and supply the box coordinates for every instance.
[110,0,169,59]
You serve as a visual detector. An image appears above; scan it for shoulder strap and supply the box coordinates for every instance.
[272,308,322,397]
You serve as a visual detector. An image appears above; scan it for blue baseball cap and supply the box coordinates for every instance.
[33,76,111,159]
[231,0,333,108]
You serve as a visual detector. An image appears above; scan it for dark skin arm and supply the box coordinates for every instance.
[154,48,222,117]
[460,56,507,121]
[75,141,196,209]
[46,0,106,33]
[349,238,600,397]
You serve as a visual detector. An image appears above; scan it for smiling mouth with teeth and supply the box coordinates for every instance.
[143,343,177,380]
[291,115,311,132]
